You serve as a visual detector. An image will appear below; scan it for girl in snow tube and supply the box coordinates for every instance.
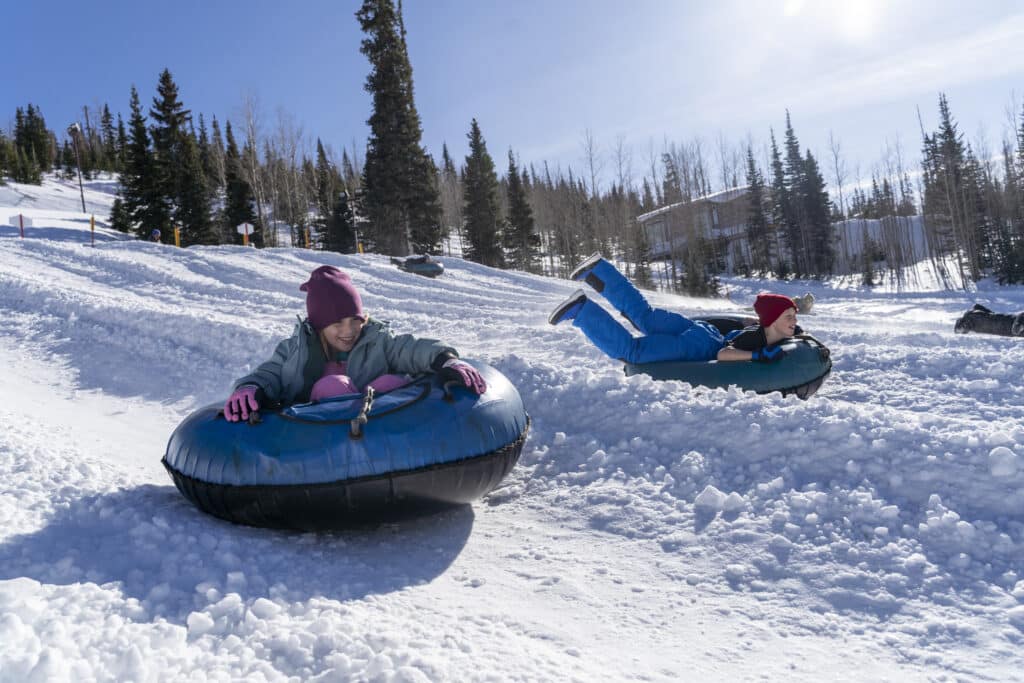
[547,254,830,399]
[162,265,528,529]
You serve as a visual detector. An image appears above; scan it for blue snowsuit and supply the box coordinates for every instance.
[573,260,724,364]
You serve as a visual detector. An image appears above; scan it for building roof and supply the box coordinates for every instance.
[636,186,749,223]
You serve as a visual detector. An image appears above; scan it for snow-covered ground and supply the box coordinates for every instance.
[2,176,1024,681]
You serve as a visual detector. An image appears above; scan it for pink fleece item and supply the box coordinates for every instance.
[310,358,411,401]
[310,374,360,402]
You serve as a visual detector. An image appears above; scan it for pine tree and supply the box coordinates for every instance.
[767,131,792,277]
[176,132,216,245]
[116,115,128,170]
[60,141,75,179]
[0,129,10,184]
[76,107,97,180]
[208,116,227,192]
[13,105,50,182]
[149,68,190,228]
[109,197,132,232]
[801,150,835,274]
[1003,104,1024,282]
[315,139,341,220]
[782,112,809,275]
[921,94,977,282]
[223,121,257,244]
[323,190,358,253]
[661,153,683,204]
[100,105,117,172]
[119,86,166,239]
[357,0,442,254]
[196,114,217,201]
[744,145,771,273]
[503,149,540,272]
[641,178,655,213]
[341,148,360,191]
[462,119,504,267]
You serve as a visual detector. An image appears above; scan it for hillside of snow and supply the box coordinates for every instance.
[2,176,1024,681]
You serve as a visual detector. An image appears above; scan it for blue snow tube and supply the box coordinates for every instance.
[162,361,529,529]
[623,315,832,399]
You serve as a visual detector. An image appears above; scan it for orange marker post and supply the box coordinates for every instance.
[237,222,253,247]
[174,225,181,247]
[90,215,95,247]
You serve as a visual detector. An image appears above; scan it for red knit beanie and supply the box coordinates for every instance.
[753,293,796,327]
[300,266,365,330]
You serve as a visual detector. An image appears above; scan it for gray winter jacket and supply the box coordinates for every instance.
[233,317,457,406]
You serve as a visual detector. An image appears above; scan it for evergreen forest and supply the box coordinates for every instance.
[4,0,1024,293]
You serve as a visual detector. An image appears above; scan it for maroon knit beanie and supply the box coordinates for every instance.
[300,265,365,330]
[753,293,796,327]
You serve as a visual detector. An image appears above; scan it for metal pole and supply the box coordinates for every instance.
[68,123,87,213]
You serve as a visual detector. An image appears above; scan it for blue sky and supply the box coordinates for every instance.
[5,0,1024,194]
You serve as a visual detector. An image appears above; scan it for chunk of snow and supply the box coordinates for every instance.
[694,485,726,511]
[988,447,1019,477]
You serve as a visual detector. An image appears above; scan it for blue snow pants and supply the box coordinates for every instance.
[572,259,724,364]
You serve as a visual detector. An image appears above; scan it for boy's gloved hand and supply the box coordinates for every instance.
[751,345,786,364]
[439,359,487,394]
[224,385,260,422]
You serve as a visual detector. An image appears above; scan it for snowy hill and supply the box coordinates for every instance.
[2,176,1024,681]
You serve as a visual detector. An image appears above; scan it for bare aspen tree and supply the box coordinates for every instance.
[580,129,605,254]
[828,132,854,271]
[239,93,269,244]
[716,132,742,190]
[613,134,634,274]
[827,132,848,217]
[437,146,463,256]
[877,143,901,286]
[270,108,307,247]
[581,128,603,200]
[647,138,662,206]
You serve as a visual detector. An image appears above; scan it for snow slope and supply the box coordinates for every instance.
[2,176,1024,681]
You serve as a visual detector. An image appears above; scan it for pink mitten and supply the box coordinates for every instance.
[439,359,487,394]
[224,385,259,422]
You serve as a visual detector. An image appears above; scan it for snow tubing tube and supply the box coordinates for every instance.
[392,256,444,278]
[162,361,529,530]
[954,304,1024,336]
[623,315,832,399]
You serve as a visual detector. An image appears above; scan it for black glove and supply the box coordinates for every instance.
[751,345,786,364]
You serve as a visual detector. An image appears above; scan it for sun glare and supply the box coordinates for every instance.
[834,0,879,41]
[779,0,880,42]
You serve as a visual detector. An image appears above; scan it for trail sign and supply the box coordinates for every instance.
[236,222,254,246]
[9,214,32,238]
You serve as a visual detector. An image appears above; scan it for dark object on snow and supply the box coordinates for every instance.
[162,361,528,530]
[623,314,832,400]
[954,304,1024,337]
[391,255,444,278]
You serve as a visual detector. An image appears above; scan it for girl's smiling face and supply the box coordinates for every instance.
[321,316,365,353]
